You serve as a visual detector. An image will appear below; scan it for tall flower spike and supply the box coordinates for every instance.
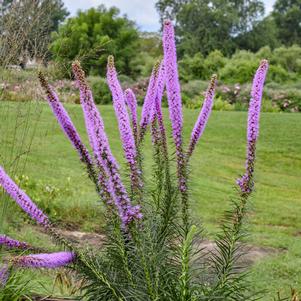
[139,60,161,142]
[151,63,168,156]
[237,60,269,194]
[72,61,142,226]
[187,74,217,158]
[0,235,31,250]
[163,20,183,154]
[0,166,49,227]
[38,73,93,168]
[107,56,141,193]
[124,88,138,146]
[12,251,75,269]
[163,20,189,234]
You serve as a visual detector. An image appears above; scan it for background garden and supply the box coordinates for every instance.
[0,0,301,300]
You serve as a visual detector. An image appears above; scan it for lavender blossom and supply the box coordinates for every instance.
[0,235,31,250]
[12,251,75,269]
[237,60,269,194]
[0,265,9,286]
[162,20,183,153]
[107,56,141,192]
[0,166,49,227]
[187,75,217,157]
[124,88,138,145]
[139,61,161,142]
[72,61,142,226]
[151,63,168,156]
[38,73,92,168]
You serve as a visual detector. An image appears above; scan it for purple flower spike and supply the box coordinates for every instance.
[237,60,269,194]
[72,61,142,226]
[107,56,141,191]
[124,88,138,145]
[139,61,161,142]
[13,251,75,269]
[39,73,92,167]
[0,235,31,250]
[0,166,49,227]
[151,63,168,153]
[0,265,9,287]
[188,75,217,157]
[163,20,183,153]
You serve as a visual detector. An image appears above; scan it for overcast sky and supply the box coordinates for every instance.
[64,0,276,32]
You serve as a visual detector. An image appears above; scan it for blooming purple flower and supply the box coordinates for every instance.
[107,56,141,191]
[187,75,217,157]
[163,20,187,197]
[12,251,75,269]
[38,73,92,167]
[0,166,49,227]
[124,88,138,145]
[237,60,269,194]
[139,61,161,142]
[72,61,142,226]
[151,63,168,153]
[162,20,183,153]
[0,235,30,250]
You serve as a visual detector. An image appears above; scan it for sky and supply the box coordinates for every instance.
[64,0,276,32]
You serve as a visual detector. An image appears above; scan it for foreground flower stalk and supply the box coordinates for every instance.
[163,20,188,233]
[139,61,161,143]
[0,166,49,227]
[38,73,93,170]
[124,88,138,146]
[237,60,269,195]
[11,251,75,269]
[107,56,142,197]
[0,235,31,250]
[187,74,217,158]
[72,61,142,226]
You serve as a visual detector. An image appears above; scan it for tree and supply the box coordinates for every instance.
[0,0,68,67]
[235,16,280,52]
[156,0,265,56]
[273,0,301,45]
[50,6,140,77]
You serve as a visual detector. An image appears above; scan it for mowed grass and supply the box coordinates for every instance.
[0,101,301,299]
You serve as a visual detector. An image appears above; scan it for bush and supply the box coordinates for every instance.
[87,76,112,105]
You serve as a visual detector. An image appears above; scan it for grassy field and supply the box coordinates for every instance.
[0,101,300,299]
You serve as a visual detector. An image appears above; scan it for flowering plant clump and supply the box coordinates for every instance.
[0,21,268,300]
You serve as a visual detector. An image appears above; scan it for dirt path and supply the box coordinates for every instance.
[58,229,281,266]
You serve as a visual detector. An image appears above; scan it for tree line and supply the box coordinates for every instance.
[0,0,300,77]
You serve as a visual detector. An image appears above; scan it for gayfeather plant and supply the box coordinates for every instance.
[187,74,217,158]
[0,20,270,301]
[0,235,31,250]
[11,251,75,269]
[124,88,138,145]
[0,166,49,227]
[237,59,269,194]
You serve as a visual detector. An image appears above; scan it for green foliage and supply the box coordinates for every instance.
[0,269,34,301]
[273,0,301,46]
[50,5,139,77]
[88,76,112,105]
[156,0,265,56]
[235,16,280,52]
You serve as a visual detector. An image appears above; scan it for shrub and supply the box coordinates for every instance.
[0,21,270,300]
[87,76,112,105]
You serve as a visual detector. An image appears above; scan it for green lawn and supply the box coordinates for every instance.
[0,101,301,299]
